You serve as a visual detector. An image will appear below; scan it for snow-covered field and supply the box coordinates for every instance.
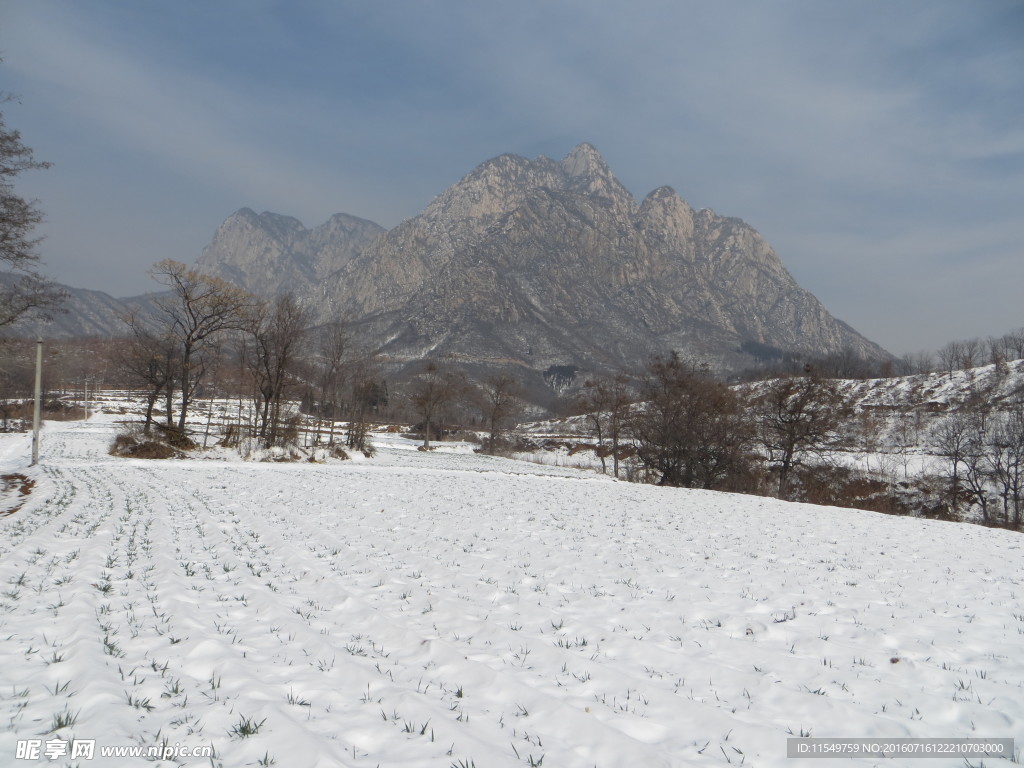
[1,415,1023,767]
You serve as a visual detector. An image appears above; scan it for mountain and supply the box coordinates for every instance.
[1,274,161,339]
[195,208,385,298]
[16,143,889,398]
[316,143,887,382]
[6,208,384,340]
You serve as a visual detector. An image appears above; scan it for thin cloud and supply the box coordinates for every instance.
[7,9,426,228]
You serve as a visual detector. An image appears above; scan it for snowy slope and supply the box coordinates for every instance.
[837,360,1024,412]
[518,360,1024,484]
[1,416,1022,767]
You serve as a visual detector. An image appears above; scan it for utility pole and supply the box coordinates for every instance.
[31,338,42,466]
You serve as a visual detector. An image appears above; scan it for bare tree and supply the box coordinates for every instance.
[987,336,1009,370]
[902,350,935,375]
[959,337,982,370]
[0,338,34,428]
[982,405,1024,527]
[752,367,850,499]
[818,347,872,380]
[959,417,993,524]
[630,353,751,489]
[1003,328,1024,361]
[937,341,964,379]
[149,260,252,431]
[304,320,386,453]
[577,380,609,475]
[244,294,310,447]
[0,92,64,328]
[934,396,995,523]
[408,359,464,449]
[476,373,522,454]
[311,319,350,443]
[113,314,177,435]
[344,354,385,454]
[576,373,633,477]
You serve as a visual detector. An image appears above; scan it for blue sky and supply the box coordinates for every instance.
[3,0,1022,355]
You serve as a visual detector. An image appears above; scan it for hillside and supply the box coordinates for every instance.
[759,359,1024,465]
[0,278,162,340]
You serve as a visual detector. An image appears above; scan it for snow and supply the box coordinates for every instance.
[1,413,1023,767]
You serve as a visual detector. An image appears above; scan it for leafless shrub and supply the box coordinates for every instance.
[109,431,181,460]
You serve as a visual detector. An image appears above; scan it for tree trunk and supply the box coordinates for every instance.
[143,391,157,436]
[203,399,213,449]
[165,383,174,428]
[177,348,191,431]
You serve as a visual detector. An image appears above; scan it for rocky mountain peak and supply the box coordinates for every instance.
[195,142,889,394]
[229,206,259,222]
[639,186,693,218]
[560,142,609,178]
[637,186,696,253]
[228,209,305,242]
[39,141,891,403]
[558,143,637,216]
[196,208,383,297]
[642,185,680,202]
[416,152,559,228]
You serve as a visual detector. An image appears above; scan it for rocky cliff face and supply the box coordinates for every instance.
[196,208,384,298]
[318,143,887,379]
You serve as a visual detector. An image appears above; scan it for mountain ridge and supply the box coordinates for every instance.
[306,144,887,378]
[195,207,384,298]
[10,143,889,397]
